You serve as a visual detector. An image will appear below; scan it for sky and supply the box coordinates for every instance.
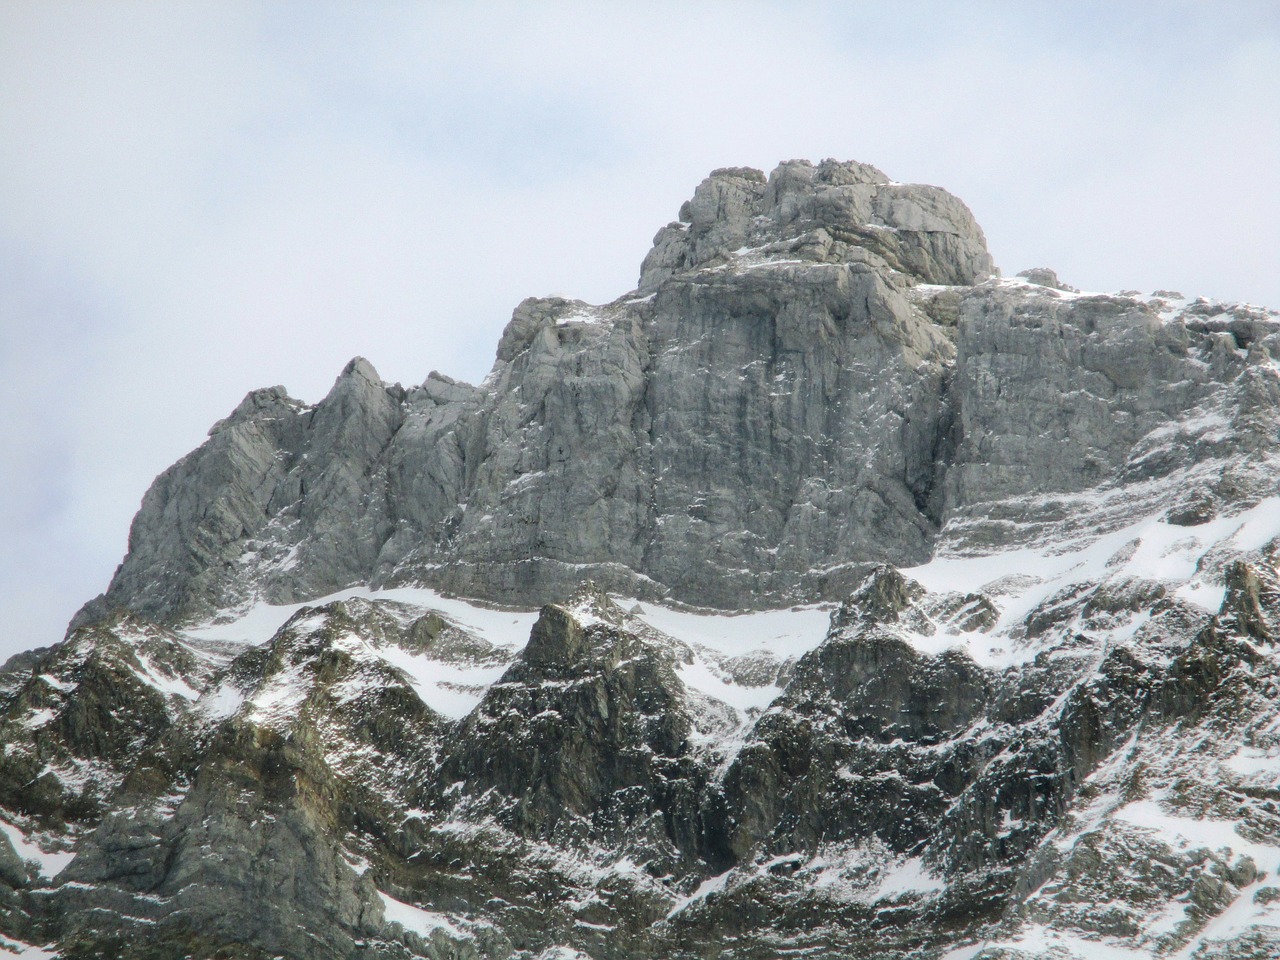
[2,1,1279,661]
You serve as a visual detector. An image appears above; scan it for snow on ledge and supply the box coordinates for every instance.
[377,890,465,940]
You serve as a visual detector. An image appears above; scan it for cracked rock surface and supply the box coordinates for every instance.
[6,159,1280,959]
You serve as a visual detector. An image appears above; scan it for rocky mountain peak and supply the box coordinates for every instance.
[8,159,1280,960]
[339,355,381,381]
[521,603,589,670]
[639,157,994,293]
[830,564,928,629]
[207,384,299,436]
[1016,266,1078,292]
[77,159,1280,632]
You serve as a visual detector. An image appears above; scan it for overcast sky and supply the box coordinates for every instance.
[2,1,1278,661]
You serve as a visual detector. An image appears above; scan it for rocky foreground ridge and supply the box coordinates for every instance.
[3,159,1280,959]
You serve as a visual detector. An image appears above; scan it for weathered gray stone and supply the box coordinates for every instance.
[1016,267,1076,291]
[81,161,1280,626]
[16,157,1280,959]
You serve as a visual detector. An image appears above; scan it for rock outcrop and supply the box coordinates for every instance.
[5,159,1280,960]
[81,160,1280,629]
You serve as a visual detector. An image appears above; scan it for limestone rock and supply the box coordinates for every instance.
[9,158,1280,960]
[639,158,993,293]
[1015,267,1077,292]
[84,161,1280,625]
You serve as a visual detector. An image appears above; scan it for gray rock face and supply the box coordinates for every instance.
[10,598,496,959]
[13,540,1280,959]
[101,360,421,624]
[11,157,1280,959]
[79,161,974,622]
[639,159,994,293]
[436,591,723,876]
[934,287,1280,556]
[944,287,1208,507]
[1014,267,1075,291]
[85,160,1280,628]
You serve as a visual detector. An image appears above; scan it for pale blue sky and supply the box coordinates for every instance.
[3,1,1278,659]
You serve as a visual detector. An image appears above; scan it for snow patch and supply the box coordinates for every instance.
[36,674,73,693]
[0,818,74,879]
[674,657,780,714]
[197,681,246,720]
[1115,799,1280,870]
[374,643,509,721]
[534,949,594,960]
[185,585,539,652]
[907,493,1280,665]
[377,890,465,939]
[666,869,732,917]
[131,652,200,701]
[1224,745,1280,782]
[978,927,1153,959]
[0,937,60,958]
[628,603,831,661]
[19,709,55,730]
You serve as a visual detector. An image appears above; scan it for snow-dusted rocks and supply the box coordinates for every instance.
[80,162,1280,630]
[6,160,1280,958]
[638,159,995,293]
[79,159,994,622]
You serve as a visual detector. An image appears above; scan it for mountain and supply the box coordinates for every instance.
[3,158,1280,960]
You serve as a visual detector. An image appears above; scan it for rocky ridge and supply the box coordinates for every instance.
[3,159,1280,959]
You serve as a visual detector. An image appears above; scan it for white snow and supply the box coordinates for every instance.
[190,588,834,727]
[905,493,1280,665]
[996,809,1025,840]
[1224,745,1280,782]
[373,643,509,720]
[871,856,945,899]
[36,674,73,693]
[0,818,74,879]
[739,258,804,271]
[1142,408,1233,444]
[31,757,111,795]
[0,938,60,958]
[376,890,464,939]
[628,603,832,660]
[179,490,1280,738]
[197,681,246,720]
[534,949,593,960]
[1144,897,1190,937]
[19,709,55,730]
[980,927,1153,959]
[1227,496,1280,551]
[989,276,1109,300]
[996,877,1280,960]
[1165,878,1280,960]
[341,848,371,876]
[1115,799,1280,873]
[506,469,546,491]
[665,869,733,917]
[674,658,780,714]
[131,652,200,701]
[555,311,604,326]
[1174,580,1227,612]
[624,603,835,746]
[184,585,539,652]
[244,661,310,725]
[274,544,301,572]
